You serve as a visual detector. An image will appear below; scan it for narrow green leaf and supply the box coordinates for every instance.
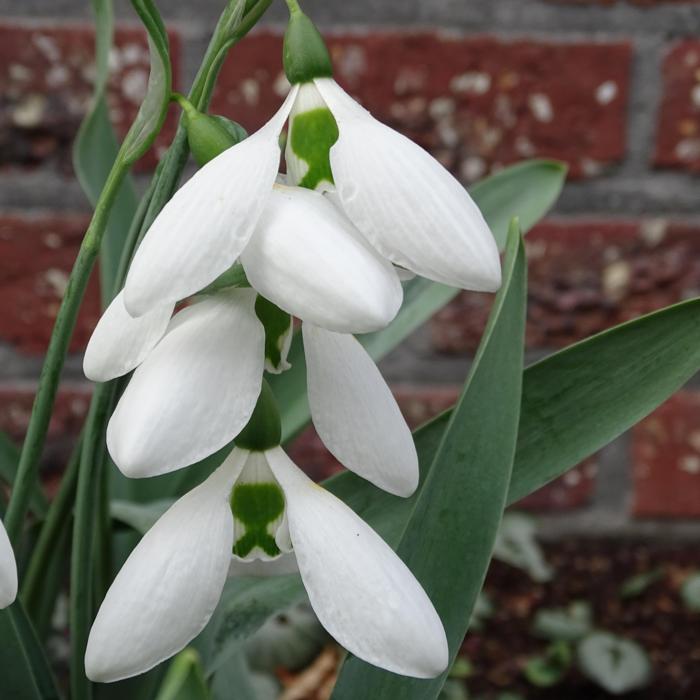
[332,221,526,699]
[155,649,210,700]
[619,567,665,599]
[0,431,47,518]
[577,632,652,694]
[72,0,139,305]
[272,159,566,441]
[0,602,61,699]
[198,576,305,675]
[121,0,172,164]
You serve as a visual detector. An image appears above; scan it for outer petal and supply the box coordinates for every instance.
[83,291,174,382]
[267,447,448,679]
[0,517,17,609]
[124,86,299,317]
[314,78,501,292]
[241,186,402,333]
[302,324,418,497]
[85,454,243,682]
[107,290,264,478]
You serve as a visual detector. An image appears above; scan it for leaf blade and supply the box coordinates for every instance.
[331,221,527,699]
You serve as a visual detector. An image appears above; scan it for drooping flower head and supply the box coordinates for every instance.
[0,517,17,609]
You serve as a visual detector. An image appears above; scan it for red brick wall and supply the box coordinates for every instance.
[0,3,698,525]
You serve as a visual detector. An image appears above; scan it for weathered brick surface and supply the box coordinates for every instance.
[0,23,180,172]
[289,385,597,510]
[655,40,700,173]
[0,214,100,354]
[632,392,700,518]
[433,219,700,354]
[212,32,630,180]
[0,383,90,486]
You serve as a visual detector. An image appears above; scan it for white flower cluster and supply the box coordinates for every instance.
[80,70,500,681]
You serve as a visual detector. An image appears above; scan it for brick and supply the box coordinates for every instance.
[288,384,596,510]
[0,22,180,172]
[655,41,700,173]
[0,214,101,354]
[212,32,630,180]
[0,383,91,489]
[632,392,700,518]
[432,219,700,354]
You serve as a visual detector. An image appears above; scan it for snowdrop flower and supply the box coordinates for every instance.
[85,288,419,497]
[121,5,499,323]
[0,517,17,609]
[85,422,448,682]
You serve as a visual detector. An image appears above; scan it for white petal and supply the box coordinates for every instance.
[267,448,448,678]
[83,291,174,382]
[314,78,501,292]
[107,290,264,478]
[124,86,299,317]
[85,455,242,682]
[241,186,402,333]
[303,324,418,497]
[0,517,17,609]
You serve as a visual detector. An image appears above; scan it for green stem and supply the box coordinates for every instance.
[70,382,116,700]
[21,434,82,617]
[3,164,128,545]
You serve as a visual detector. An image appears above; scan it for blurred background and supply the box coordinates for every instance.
[0,0,699,698]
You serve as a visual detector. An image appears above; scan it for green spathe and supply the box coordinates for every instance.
[290,107,338,190]
[283,1,333,84]
[231,482,285,558]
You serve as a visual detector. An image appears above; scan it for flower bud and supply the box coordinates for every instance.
[175,93,248,166]
[283,1,333,85]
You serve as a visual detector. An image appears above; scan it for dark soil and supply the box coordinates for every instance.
[460,539,700,700]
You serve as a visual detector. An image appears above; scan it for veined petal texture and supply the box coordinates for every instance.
[242,186,402,333]
[267,448,448,679]
[315,77,501,292]
[107,290,264,478]
[85,456,243,682]
[124,86,299,316]
[83,290,174,382]
[303,323,418,497]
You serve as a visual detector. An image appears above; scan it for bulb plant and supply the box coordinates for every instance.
[0,0,699,698]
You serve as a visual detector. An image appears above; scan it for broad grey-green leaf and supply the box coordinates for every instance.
[121,0,172,165]
[681,572,700,611]
[331,221,526,699]
[110,498,174,533]
[272,159,566,441]
[532,602,593,642]
[72,0,138,305]
[493,512,552,582]
[0,602,60,699]
[577,632,652,694]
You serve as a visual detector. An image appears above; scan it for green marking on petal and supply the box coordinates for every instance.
[255,296,292,373]
[231,482,286,558]
[290,107,338,190]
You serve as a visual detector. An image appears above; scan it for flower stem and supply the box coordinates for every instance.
[3,163,128,545]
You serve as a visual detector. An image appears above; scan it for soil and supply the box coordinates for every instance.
[460,539,700,700]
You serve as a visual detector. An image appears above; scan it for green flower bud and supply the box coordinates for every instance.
[283,1,333,85]
[174,93,248,166]
[234,380,282,452]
